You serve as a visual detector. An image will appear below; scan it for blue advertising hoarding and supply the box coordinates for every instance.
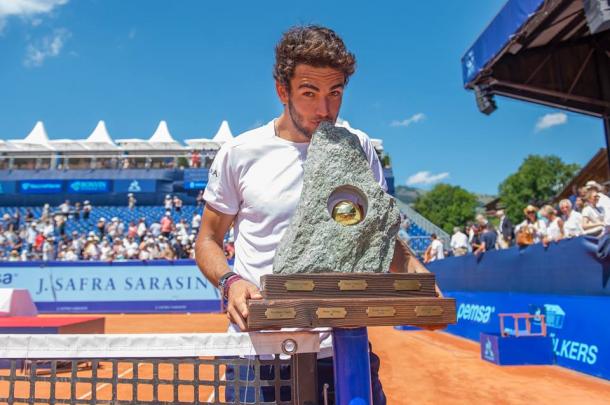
[67,180,110,194]
[114,179,157,193]
[18,180,63,194]
[0,181,15,194]
[445,291,610,380]
[0,261,220,313]
[184,180,207,190]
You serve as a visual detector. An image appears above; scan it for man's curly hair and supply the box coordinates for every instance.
[273,25,356,89]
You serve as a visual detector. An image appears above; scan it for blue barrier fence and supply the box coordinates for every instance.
[427,236,610,380]
[0,260,220,313]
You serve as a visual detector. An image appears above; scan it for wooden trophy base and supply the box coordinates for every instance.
[247,273,456,330]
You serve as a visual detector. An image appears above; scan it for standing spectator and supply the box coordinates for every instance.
[173,196,183,213]
[83,200,92,221]
[96,217,107,238]
[581,190,605,236]
[190,149,201,168]
[24,208,34,223]
[450,227,468,256]
[474,223,497,255]
[59,200,71,218]
[559,199,584,238]
[164,195,173,212]
[541,205,564,243]
[397,221,410,244]
[196,190,205,207]
[424,233,445,263]
[161,213,173,239]
[137,218,147,240]
[128,193,137,210]
[496,210,514,248]
[127,221,138,239]
[515,205,546,245]
[149,220,162,238]
[191,212,202,232]
[42,236,55,261]
[73,202,81,221]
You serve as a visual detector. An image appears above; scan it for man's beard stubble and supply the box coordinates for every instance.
[287,100,335,140]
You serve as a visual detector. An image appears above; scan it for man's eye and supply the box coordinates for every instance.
[302,92,315,97]
[330,91,342,97]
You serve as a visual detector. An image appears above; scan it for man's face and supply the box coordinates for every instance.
[277,64,345,138]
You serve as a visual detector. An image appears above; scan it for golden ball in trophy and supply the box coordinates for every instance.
[332,200,364,226]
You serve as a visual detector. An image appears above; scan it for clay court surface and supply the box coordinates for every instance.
[3,313,610,404]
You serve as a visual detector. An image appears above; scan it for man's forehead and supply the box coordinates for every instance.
[292,64,345,86]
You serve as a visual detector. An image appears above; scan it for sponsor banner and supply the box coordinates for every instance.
[67,180,110,194]
[114,179,157,193]
[0,263,220,313]
[446,291,610,380]
[184,180,207,190]
[184,169,209,182]
[0,181,16,194]
[18,180,63,194]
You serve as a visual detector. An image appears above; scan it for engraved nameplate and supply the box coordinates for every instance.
[338,280,368,291]
[284,280,315,292]
[394,280,422,291]
[366,306,396,318]
[316,307,347,319]
[265,308,296,320]
[414,306,443,317]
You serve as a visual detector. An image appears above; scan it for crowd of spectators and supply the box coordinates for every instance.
[425,180,606,262]
[0,197,234,262]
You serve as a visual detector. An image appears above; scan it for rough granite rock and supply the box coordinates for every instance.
[273,121,401,274]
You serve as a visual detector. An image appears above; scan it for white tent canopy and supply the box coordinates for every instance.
[81,120,119,151]
[211,120,233,143]
[147,120,185,150]
[9,121,54,151]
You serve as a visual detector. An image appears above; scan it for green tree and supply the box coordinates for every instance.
[413,184,477,234]
[498,155,580,223]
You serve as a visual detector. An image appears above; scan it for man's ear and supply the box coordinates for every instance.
[275,81,289,105]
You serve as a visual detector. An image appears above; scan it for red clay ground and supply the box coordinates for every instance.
[6,313,610,404]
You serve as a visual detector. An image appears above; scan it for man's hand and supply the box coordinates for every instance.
[226,279,263,331]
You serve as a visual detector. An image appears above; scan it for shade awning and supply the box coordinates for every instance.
[462,0,610,117]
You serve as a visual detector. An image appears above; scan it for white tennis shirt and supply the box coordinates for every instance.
[203,119,387,286]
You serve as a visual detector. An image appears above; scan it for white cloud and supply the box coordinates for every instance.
[406,171,449,186]
[390,113,426,128]
[0,0,68,18]
[535,112,567,132]
[23,28,70,67]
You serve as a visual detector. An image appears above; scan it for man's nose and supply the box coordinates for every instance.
[316,97,331,118]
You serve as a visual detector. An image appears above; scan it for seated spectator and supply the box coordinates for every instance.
[581,189,605,236]
[474,223,497,255]
[515,205,546,246]
[540,205,564,244]
[586,180,610,223]
[450,226,468,256]
[559,199,584,238]
[73,202,81,221]
[424,233,444,263]
[83,200,92,221]
[174,196,183,213]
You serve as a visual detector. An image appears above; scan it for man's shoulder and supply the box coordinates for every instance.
[221,121,275,151]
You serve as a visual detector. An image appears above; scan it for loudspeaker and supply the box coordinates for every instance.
[584,0,610,34]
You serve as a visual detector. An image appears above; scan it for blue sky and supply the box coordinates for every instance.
[0,0,604,195]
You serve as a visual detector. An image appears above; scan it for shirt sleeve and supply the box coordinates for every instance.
[203,145,240,215]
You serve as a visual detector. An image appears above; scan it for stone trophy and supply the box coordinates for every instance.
[247,122,456,330]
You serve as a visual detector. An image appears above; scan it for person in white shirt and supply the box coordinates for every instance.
[450,227,468,256]
[559,199,584,237]
[586,180,610,224]
[195,25,395,404]
[515,205,547,245]
[581,189,605,236]
[540,205,563,243]
[426,233,445,262]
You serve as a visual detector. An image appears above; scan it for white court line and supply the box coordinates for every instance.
[206,371,226,403]
[77,363,141,400]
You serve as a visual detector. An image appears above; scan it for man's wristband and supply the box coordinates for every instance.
[222,274,243,300]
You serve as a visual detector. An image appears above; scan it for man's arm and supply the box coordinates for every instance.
[195,205,262,331]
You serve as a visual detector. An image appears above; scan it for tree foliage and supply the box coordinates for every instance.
[498,155,580,223]
[413,184,477,234]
